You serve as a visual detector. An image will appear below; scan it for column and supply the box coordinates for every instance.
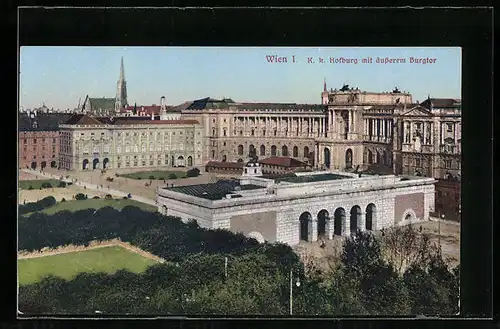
[454,122,458,144]
[327,217,334,240]
[410,121,414,142]
[441,123,445,144]
[311,219,318,242]
[332,110,336,132]
[423,122,427,144]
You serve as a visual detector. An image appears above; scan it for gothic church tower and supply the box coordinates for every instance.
[115,57,128,112]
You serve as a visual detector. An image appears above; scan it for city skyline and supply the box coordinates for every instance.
[19,47,461,110]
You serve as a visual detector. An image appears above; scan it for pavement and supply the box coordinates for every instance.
[20,169,157,207]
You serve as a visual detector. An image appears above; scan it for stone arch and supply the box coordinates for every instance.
[187,156,193,167]
[41,161,47,169]
[282,145,288,156]
[333,207,346,236]
[299,212,313,242]
[317,209,330,239]
[248,231,265,243]
[365,203,376,231]
[271,145,277,156]
[222,155,227,162]
[92,158,100,170]
[237,144,244,155]
[400,208,418,225]
[293,146,299,157]
[31,161,37,170]
[260,144,266,156]
[367,149,373,165]
[50,160,57,168]
[303,146,310,158]
[82,159,89,170]
[177,155,185,167]
[345,148,353,169]
[324,147,331,168]
[350,205,362,235]
[103,158,109,169]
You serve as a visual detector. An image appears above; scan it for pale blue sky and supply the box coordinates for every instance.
[19,47,461,110]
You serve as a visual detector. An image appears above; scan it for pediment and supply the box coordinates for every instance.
[401,106,433,117]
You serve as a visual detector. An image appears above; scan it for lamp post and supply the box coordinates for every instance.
[439,213,444,248]
[289,269,301,316]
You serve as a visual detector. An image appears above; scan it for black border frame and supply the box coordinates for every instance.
[5,6,494,329]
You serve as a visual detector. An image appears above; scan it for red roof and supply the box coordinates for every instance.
[206,161,245,169]
[113,119,199,125]
[122,105,181,115]
[259,156,308,168]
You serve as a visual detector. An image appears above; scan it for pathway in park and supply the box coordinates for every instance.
[20,169,157,207]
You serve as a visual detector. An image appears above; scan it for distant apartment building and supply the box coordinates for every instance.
[18,111,73,169]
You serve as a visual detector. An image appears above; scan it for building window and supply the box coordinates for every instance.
[447,123,453,132]
[23,139,27,144]
[415,158,421,167]
[223,142,226,146]
[52,138,56,143]
[274,129,277,136]
[251,129,255,136]
[33,139,37,144]
[444,159,452,168]
[223,129,227,136]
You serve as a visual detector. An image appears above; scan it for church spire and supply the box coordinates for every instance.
[115,57,128,113]
[323,78,327,92]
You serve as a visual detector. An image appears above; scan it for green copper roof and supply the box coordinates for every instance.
[89,98,116,111]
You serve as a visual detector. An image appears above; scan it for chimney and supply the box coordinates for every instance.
[161,96,166,111]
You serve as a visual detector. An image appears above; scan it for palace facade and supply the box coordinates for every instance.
[58,112,204,171]
[179,83,461,180]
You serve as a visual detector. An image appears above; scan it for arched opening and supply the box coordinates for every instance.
[282,145,288,156]
[41,161,47,169]
[92,158,100,170]
[31,161,37,170]
[317,209,329,239]
[260,145,266,156]
[271,145,277,156]
[367,149,373,164]
[324,147,331,168]
[376,151,382,164]
[303,146,310,158]
[248,231,265,243]
[293,146,298,157]
[333,208,346,236]
[249,144,256,158]
[187,156,193,167]
[350,206,362,235]
[177,156,185,167]
[222,155,227,162]
[50,161,57,168]
[82,159,89,170]
[171,155,175,166]
[345,148,353,169]
[237,145,244,156]
[365,203,376,231]
[299,212,312,241]
[162,205,168,216]
[415,170,422,176]
[103,158,109,169]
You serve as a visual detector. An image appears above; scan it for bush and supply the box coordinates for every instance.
[105,194,113,200]
[75,193,87,201]
[41,182,53,189]
[137,177,142,180]
[61,198,66,202]
[39,196,56,208]
[115,173,120,177]
[93,196,100,199]
[158,177,165,180]
[148,175,155,180]
[28,185,34,190]
[168,173,177,179]
[186,168,200,178]
[58,181,67,188]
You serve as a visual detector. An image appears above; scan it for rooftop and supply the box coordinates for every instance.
[19,113,73,131]
[275,173,352,184]
[259,156,308,168]
[164,179,265,200]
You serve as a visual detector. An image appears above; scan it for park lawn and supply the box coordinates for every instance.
[19,179,64,190]
[18,246,158,285]
[25,198,157,215]
[119,170,187,180]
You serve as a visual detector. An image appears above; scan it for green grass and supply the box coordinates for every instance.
[24,198,157,216]
[18,246,158,285]
[119,170,187,180]
[19,179,64,190]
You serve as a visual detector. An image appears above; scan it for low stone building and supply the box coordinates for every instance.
[205,161,244,174]
[156,167,436,246]
[258,156,311,175]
